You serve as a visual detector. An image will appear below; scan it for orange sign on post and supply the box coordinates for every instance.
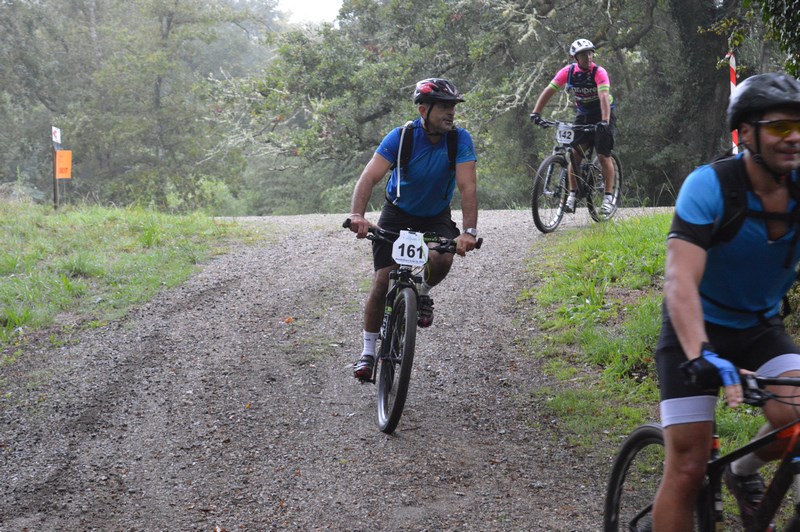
[55,150,72,179]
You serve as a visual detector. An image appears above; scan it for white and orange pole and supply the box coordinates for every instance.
[726,51,738,153]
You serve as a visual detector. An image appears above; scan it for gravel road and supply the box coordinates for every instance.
[0,208,636,531]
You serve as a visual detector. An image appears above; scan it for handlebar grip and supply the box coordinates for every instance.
[342,218,351,229]
[475,238,483,249]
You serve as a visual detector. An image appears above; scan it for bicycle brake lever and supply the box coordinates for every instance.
[741,374,771,406]
[742,388,772,406]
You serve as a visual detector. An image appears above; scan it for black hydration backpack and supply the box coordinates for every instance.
[704,155,800,320]
[567,63,598,89]
[710,156,800,257]
[390,120,459,174]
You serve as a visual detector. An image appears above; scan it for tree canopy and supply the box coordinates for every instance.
[749,0,800,75]
[0,0,796,215]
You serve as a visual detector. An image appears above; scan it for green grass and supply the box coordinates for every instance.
[0,200,252,358]
[520,212,769,452]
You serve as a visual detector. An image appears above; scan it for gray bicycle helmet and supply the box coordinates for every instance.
[727,72,800,131]
[569,38,595,57]
[413,78,465,104]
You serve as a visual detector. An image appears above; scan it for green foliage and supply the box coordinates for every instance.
[0,0,274,213]
[0,0,794,215]
[746,0,800,76]
[243,0,773,212]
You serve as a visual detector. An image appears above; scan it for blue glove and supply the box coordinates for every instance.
[700,350,740,387]
[680,343,740,389]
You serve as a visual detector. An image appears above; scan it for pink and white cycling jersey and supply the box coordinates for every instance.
[548,62,613,115]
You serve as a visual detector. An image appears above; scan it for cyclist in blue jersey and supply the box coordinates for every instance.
[652,72,800,531]
[346,78,479,381]
[530,38,616,214]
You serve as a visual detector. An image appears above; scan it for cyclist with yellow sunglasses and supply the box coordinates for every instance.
[652,72,800,531]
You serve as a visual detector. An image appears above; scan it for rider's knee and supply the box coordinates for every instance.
[428,251,454,270]
[371,268,392,293]
[662,448,708,493]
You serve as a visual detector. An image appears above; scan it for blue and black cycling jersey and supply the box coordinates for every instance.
[376,118,477,218]
[669,156,800,328]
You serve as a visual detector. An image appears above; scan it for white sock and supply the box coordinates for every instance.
[731,452,766,476]
[362,331,379,357]
[604,193,613,202]
[419,281,432,296]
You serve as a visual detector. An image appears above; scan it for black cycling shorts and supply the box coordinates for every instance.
[573,110,616,157]
[372,201,460,271]
[655,304,800,402]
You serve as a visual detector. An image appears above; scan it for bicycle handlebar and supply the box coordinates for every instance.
[742,373,800,407]
[536,117,597,132]
[343,218,483,253]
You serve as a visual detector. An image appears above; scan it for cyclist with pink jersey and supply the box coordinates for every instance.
[530,38,616,215]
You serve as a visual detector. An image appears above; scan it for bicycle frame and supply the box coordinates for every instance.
[366,264,421,384]
[699,418,800,530]
[545,121,599,201]
[530,117,621,233]
[605,374,800,531]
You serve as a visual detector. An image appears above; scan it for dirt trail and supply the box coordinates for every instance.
[0,209,614,531]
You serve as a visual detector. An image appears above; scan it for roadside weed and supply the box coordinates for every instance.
[522,212,783,451]
[0,201,252,352]
[522,213,669,442]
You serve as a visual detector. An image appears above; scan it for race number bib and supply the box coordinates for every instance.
[391,230,428,266]
[556,125,574,144]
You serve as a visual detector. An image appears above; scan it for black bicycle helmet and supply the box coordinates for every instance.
[413,78,465,104]
[727,72,800,131]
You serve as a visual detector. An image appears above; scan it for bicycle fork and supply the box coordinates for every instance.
[380,272,406,339]
[374,272,420,381]
[372,282,399,383]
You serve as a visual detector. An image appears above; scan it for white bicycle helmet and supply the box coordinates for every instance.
[569,38,596,57]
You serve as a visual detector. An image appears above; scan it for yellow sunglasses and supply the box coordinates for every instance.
[755,119,800,138]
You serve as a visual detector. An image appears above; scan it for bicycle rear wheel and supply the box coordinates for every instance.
[587,152,623,222]
[531,154,568,233]
[604,424,664,531]
[376,286,417,434]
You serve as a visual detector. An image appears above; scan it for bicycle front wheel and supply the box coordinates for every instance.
[587,152,623,222]
[531,154,568,233]
[376,286,417,434]
[603,424,664,532]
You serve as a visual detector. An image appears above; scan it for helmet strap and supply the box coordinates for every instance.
[748,124,787,183]
[421,103,444,137]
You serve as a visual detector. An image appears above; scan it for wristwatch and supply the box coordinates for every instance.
[464,228,478,237]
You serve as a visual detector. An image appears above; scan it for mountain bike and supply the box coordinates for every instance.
[604,373,800,531]
[531,118,623,233]
[343,219,482,434]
